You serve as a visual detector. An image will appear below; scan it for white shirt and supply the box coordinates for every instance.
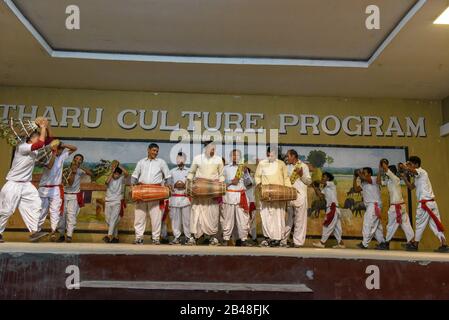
[223,164,246,205]
[168,166,190,208]
[322,181,338,208]
[39,149,70,187]
[246,185,255,204]
[64,168,85,194]
[132,157,170,185]
[106,176,125,202]
[414,167,435,201]
[288,161,312,207]
[6,142,38,182]
[383,170,403,205]
[187,153,224,181]
[361,176,382,205]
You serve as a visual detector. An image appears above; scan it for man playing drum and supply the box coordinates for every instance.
[131,143,170,245]
[187,141,225,246]
[255,147,292,247]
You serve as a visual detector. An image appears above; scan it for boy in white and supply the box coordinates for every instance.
[38,142,77,241]
[168,152,193,245]
[282,149,312,248]
[57,153,93,243]
[222,149,251,246]
[312,172,345,249]
[401,156,449,252]
[131,143,170,245]
[0,121,49,243]
[377,160,414,250]
[353,167,385,249]
[187,141,225,246]
[103,162,129,243]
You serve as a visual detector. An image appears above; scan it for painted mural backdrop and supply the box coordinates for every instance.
[8,139,409,240]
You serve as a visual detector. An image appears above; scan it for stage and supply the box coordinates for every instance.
[1,243,448,300]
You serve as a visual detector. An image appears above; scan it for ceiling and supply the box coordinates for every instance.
[1,0,449,99]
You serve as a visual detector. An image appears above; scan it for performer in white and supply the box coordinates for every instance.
[376,160,414,250]
[0,120,49,243]
[57,153,93,243]
[131,143,170,245]
[168,152,193,245]
[282,149,312,248]
[38,142,77,241]
[401,156,449,252]
[312,172,345,249]
[222,149,251,246]
[244,168,258,244]
[353,167,385,249]
[103,162,129,244]
[187,141,225,246]
[255,147,291,247]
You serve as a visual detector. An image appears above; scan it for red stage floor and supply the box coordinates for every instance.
[0,243,448,299]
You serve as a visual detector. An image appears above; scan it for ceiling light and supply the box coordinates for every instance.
[434,6,449,24]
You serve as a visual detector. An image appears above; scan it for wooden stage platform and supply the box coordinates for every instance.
[0,243,448,300]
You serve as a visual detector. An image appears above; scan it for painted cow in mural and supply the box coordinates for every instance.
[308,198,327,218]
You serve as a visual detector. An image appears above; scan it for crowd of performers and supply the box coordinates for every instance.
[0,118,448,253]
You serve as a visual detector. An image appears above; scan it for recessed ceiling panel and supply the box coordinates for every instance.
[12,0,418,61]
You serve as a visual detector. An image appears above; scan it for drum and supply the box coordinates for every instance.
[131,184,171,202]
[186,178,226,198]
[257,184,297,202]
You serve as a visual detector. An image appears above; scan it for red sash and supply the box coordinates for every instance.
[419,199,445,232]
[226,189,250,213]
[374,202,382,220]
[41,184,65,215]
[323,202,337,227]
[393,203,404,224]
[119,199,126,218]
[161,199,169,221]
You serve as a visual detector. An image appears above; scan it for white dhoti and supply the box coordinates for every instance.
[190,198,219,238]
[415,201,445,242]
[222,203,250,241]
[0,181,41,234]
[321,208,343,243]
[385,203,414,242]
[134,200,162,241]
[58,195,80,237]
[362,202,385,247]
[283,203,308,246]
[38,186,63,232]
[105,200,121,238]
[169,206,191,239]
[260,201,286,241]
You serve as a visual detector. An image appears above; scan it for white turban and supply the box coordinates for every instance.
[176,152,186,165]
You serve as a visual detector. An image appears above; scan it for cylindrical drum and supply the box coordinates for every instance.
[131,184,171,202]
[186,178,226,198]
[258,184,297,202]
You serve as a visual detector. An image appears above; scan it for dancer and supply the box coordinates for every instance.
[401,157,449,252]
[312,172,345,249]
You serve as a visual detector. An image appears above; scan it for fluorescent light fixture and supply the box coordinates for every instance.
[434,6,449,24]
